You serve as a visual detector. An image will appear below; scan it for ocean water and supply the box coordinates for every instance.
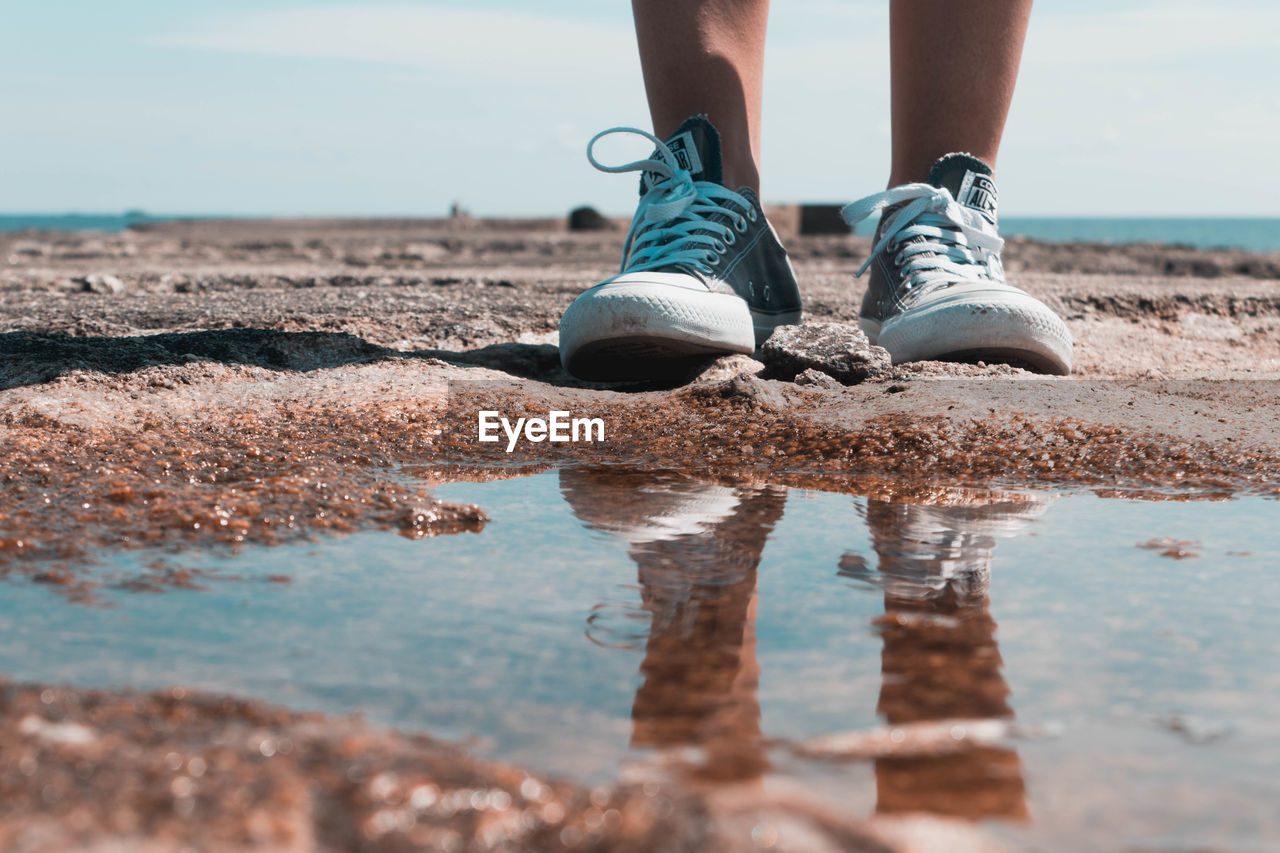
[4,213,1279,251]
[848,216,1280,252]
[2,467,1278,848]
[1000,217,1280,252]
[0,213,167,233]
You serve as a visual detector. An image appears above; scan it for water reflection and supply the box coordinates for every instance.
[562,470,783,785]
[560,468,1040,819]
[862,498,1036,820]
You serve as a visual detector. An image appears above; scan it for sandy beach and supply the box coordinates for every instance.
[3,218,1279,850]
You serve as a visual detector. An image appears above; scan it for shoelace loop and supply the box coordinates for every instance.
[841,183,1005,293]
[587,127,756,276]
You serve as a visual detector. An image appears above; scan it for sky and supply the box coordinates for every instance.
[2,0,1277,217]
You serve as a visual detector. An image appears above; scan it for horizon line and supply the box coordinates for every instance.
[4,211,1280,221]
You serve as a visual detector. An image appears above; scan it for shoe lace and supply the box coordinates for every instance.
[587,127,758,276]
[840,183,1005,293]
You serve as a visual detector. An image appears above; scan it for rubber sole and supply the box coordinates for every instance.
[559,279,798,381]
[860,287,1074,375]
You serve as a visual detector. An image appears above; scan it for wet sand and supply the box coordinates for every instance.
[2,218,1279,850]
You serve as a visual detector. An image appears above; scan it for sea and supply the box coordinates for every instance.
[862,216,1280,252]
[2,213,1279,252]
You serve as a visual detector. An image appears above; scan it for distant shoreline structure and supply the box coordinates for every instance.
[2,212,1279,252]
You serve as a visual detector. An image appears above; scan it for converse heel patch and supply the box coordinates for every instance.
[957,170,999,225]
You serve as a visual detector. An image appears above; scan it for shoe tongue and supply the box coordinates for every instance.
[926,152,998,225]
[639,115,724,195]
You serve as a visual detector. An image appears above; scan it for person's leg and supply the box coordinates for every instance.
[632,0,770,192]
[888,0,1033,186]
[843,0,1072,375]
[559,0,800,382]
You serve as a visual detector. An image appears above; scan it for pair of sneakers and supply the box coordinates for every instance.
[558,116,1073,381]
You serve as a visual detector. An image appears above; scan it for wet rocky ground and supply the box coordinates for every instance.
[2,218,1279,850]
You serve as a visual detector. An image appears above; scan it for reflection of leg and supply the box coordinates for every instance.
[875,584,1026,819]
[559,469,785,783]
[861,495,1041,820]
[631,567,765,783]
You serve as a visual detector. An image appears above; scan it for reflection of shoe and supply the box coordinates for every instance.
[843,153,1073,374]
[559,468,785,634]
[559,468,745,546]
[844,492,1050,601]
[558,116,802,381]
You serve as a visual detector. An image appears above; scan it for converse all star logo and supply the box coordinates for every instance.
[957,170,998,224]
[643,131,704,192]
[664,131,703,175]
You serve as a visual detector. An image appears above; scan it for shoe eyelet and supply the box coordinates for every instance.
[747,208,758,222]
[735,217,749,233]
[724,231,737,247]
[706,250,721,266]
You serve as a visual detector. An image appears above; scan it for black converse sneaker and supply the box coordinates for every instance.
[559,116,802,381]
[842,154,1073,374]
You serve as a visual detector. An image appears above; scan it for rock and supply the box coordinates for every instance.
[567,206,615,232]
[799,203,850,235]
[794,367,843,389]
[760,322,891,385]
[78,274,124,295]
[694,354,765,383]
[683,374,793,411]
[403,242,449,262]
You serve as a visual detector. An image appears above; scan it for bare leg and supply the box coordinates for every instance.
[888,0,1033,186]
[632,0,770,192]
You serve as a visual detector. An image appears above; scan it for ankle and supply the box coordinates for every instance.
[724,163,760,195]
[721,140,760,194]
[889,153,999,189]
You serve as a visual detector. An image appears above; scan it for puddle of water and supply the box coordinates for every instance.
[2,468,1279,847]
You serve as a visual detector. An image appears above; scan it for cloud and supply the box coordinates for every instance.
[152,4,639,82]
[109,1,1280,214]
[1024,3,1280,66]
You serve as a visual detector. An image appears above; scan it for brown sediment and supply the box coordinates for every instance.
[434,373,1280,504]
[0,678,960,853]
[0,680,710,853]
[0,407,486,597]
[1136,537,1202,559]
[439,380,1280,491]
[4,373,1277,596]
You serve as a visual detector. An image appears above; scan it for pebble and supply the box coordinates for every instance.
[759,322,891,385]
[78,274,125,295]
[567,206,614,232]
[793,367,843,389]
